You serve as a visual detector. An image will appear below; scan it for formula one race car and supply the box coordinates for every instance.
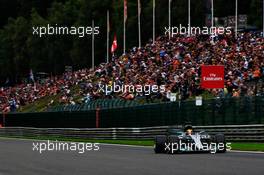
[154,124,226,154]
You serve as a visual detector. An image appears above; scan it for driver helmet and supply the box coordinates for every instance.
[184,125,193,135]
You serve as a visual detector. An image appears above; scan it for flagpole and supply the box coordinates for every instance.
[188,0,191,36]
[235,0,238,39]
[123,0,126,54]
[211,0,214,28]
[107,10,110,63]
[211,0,214,42]
[169,0,171,39]
[124,16,126,54]
[153,0,155,44]
[92,20,95,70]
[138,0,141,48]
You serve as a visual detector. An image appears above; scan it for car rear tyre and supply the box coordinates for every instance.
[214,134,226,153]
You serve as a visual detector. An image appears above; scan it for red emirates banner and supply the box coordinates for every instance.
[201,65,225,89]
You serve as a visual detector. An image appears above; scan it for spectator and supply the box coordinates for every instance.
[0,32,263,112]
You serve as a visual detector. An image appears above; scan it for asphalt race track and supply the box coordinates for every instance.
[0,138,263,175]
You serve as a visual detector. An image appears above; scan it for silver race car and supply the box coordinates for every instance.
[154,125,226,154]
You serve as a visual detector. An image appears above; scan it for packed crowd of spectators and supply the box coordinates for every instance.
[0,32,263,112]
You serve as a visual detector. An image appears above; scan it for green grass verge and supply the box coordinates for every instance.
[1,135,264,152]
[231,143,264,152]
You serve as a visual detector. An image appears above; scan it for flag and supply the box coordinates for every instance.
[111,34,118,53]
[4,78,9,85]
[124,0,128,23]
[29,69,34,82]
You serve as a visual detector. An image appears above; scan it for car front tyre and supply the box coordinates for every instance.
[154,135,167,153]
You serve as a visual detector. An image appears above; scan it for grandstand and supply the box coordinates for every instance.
[0,31,263,114]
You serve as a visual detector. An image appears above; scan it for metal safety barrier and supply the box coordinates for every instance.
[0,124,263,142]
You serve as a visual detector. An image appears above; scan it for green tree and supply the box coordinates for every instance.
[0,17,29,82]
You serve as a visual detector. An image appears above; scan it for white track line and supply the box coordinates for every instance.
[229,150,264,154]
[100,143,153,148]
[101,144,264,154]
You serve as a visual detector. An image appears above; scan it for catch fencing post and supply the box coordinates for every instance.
[0,114,1,127]
[96,107,100,128]
[3,111,6,127]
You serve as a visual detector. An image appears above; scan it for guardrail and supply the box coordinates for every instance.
[0,124,263,142]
